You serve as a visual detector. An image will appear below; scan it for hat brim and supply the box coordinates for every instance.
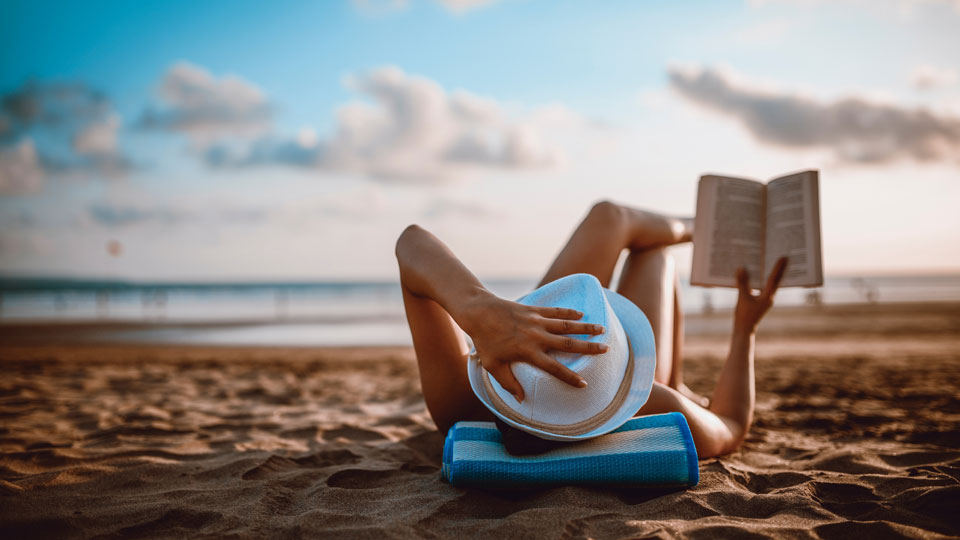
[467,287,657,442]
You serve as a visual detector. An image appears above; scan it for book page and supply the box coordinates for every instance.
[764,170,823,287]
[691,175,766,288]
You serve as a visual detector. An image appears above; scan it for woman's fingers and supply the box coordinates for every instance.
[531,353,587,388]
[762,257,788,299]
[542,333,608,355]
[534,306,583,320]
[541,318,604,335]
[736,266,751,297]
[489,363,525,403]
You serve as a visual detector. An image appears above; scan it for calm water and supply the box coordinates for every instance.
[2,275,959,346]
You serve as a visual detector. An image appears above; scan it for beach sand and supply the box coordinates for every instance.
[1,303,959,539]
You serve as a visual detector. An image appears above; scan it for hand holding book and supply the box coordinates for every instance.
[734,257,787,332]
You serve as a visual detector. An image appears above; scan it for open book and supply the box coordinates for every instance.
[691,170,823,289]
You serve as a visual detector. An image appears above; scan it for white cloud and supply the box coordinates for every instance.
[88,200,269,227]
[296,126,319,149]
[0,139,43,195]
[668,65,960,163]
[208,66,566,182]
[73,114,121,155]
[0,81,129,181]
[139,62,272,145]
[910,64,959,90]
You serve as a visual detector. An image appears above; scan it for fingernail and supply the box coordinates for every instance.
[600,344,609,352]
[578,378,588,388]
[595,325,605,334]
[513,393,523,403]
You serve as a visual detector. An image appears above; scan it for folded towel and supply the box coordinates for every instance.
[442,412,699,488]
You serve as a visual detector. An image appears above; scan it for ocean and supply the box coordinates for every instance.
[2,274,959,346]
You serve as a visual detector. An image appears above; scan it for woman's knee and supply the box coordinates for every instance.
[395,223,424,260]
[584,200,627,234]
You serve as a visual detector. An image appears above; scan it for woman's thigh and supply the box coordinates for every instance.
[538,202,629,288]
[615,248,675,385]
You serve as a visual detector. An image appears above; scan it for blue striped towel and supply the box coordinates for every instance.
[442,412,699,488]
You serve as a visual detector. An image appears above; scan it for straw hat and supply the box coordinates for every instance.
[467,273,657,441]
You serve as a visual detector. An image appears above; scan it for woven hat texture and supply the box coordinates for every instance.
[467,273,657,441]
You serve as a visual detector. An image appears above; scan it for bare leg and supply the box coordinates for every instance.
[671,284,684,388]
[636,327,756,457]
[616,248,676,384]
[541,201,759,455]
[539,201,689,386]
[538,201,691,287]
[670,282,710,407]
[614,249,709,407]
[637,381,745,458]
[546,202,707,404]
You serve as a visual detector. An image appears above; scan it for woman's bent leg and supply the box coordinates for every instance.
[615,248,676,385]
[538,201,692,288]
[616,250,710,406]
[538,201,631,288]
[637,382,744,458]
[401,284,492,433]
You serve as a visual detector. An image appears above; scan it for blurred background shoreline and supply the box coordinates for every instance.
[3,272,958,346]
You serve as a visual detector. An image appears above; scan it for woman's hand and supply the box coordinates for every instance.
[734,257,788,333]
[458,292,607,403]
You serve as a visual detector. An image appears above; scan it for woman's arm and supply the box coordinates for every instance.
[395,224,607,402]
[709,257,787,433]
[637,257,787,457]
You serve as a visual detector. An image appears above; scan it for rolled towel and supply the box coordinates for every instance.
[442,412,699,488]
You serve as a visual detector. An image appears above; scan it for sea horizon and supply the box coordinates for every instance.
[3,273,959,347]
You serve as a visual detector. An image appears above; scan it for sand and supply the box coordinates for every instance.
[1,302,959,539]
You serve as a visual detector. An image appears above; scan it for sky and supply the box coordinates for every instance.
[1,0,959,282]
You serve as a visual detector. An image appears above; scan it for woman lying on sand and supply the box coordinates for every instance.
[395,201,787,458]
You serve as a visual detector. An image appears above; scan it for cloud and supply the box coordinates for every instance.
[668,65,960,163]
[73,114,120,155]
[204,135,322,168]
[0,81,111,136]
[910,64,959,90]
[139,62,272,145]
[86,188,390,230]
[0,81,130,184]
[0,139,43,195]
[207,66,565,181]
[88,201,269,227]
[88,202,187,227]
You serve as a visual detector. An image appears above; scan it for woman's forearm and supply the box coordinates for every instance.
[395,224,492,331]
[708,322,756,444]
